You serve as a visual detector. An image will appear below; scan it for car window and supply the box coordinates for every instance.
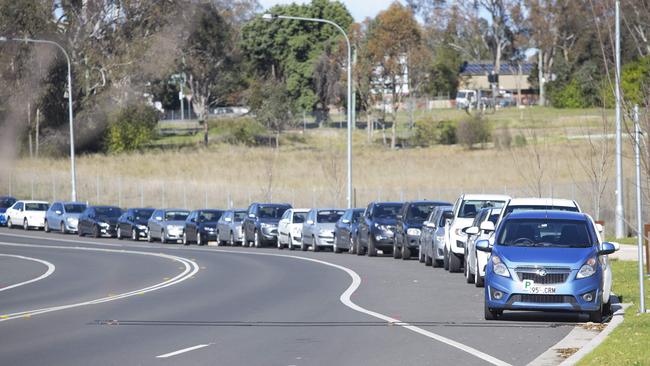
[0,197,16,208]
[198,210,222,222]
[406,203,436,223]
[317,210,344,223]
[372,204,401,219]
[352,210,364,222]
[64,204,86,213]
[165,211,189,221]
[293,212,307,223]
[133,209,154,221]
[25,203,49,211]
[438,210,452,226]
[95,207,121,218]
[233,211,246,222]
[497,219,594,248]
[258,206,289,219]
[488,213,500,225]
[458,200,505,218]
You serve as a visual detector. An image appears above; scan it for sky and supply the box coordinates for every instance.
[258,0,404,21]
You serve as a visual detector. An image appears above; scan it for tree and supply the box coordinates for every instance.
[366,2,422,149]
[250,80,295,148]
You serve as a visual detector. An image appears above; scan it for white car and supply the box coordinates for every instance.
[277,208,309,250]
[444,194,510,272]
[464,207,502,287]
[5,200,49,230]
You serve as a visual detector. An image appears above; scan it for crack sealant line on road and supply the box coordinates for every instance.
[0,241,199,322]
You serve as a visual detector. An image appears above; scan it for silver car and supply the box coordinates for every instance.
[420,206,453,267]
[45,201,87,234]
[301,208,345,252]
[216,209,247,245]
[147,209,190,244]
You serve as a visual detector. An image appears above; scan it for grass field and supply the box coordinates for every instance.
[578,260,650,366]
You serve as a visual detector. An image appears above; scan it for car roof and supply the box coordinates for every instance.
[18,200,49,204]
[462,194,511,201]
[54,201,86,205]
[372,201,402,205]
[162,208,189,212]
[312,208,346,211]
[257,203,291,207]
[506,197,577,207]
[505,210,589,221]
[90,205,121,209]
[290,208,310,212]
[406,200,452,205]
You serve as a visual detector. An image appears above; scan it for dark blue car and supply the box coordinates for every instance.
[333,208,365,254]
[393,200,452,260]
[0,196,17,226]
[356,201,403,256]
[479,210,618,323]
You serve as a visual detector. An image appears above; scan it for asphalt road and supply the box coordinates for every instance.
[0,227,584,366]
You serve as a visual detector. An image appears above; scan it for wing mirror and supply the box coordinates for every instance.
[55,210,62,215]
[342,219,350,224]
[225,217,232,222]
[306,220,314,225]
[598,242,619,256]
[464,226,479,235]
[248,213,256,219]
[155,216,162,221]
[476,239,492,252]
[425,221,436,229]
[480,221,495,232]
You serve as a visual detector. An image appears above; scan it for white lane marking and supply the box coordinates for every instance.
[0,242,199,322]
[210,249,511,366]
[0,232,126,247]
[0,254,55,292]
[156,343,212,358]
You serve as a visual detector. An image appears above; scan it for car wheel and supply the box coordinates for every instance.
[61,222,67,234]
[588,304,604,323]
[349,235,356,254]
[392,242,401,259]
[23,218,29,231]
[448,250,461,273]
[333,236,342,253]
[312,236,319,252]
[92,225,100,238]
[277,236,284,250]
[182,232,188,245]
[418,244,425,263]
[160,230,166,244]
[401,245,411,260]
[425,252,433,266]
[44,220,50,233]
[117,227,122,240]
[367,237,377,257]
[484,301,501,321]
[132,228,138,241]
[465,255,475,284]
[147,229,153,242]
[443,247,449,270]
[433,258,443,268]
[300,239,308,251]
[254,231,262,248]
[475,258,484,287]
[197,233,203,246]
[229,232,235,246]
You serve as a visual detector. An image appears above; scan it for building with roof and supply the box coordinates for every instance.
[458,61,535,94]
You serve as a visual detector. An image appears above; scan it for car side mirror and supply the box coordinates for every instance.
[480,221,495,232]
[342,219,350,224]
[248,213,256,219]
[55,210,62,215]
[465,226,479,235]
[307,220,314,225]
[396,214,403,220]
[599,242,618,256]
[155,216,162,221]
[476,239,492,252]
[425,221,436,229]
[225,217,232,222]
[445,218,452,226]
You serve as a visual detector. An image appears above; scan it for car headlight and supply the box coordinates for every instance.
[577,257,597,279]
[435,235,445,242]
[203,226,215,232]
[137,225,147,230]
[261,223,274,229]
[491,256,510,278]
[407,228,421,236]
[454,227,467,237]
[98,222,110,228]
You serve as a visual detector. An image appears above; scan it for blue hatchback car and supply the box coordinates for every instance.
[0,196,17,226]
[478,211,618,323]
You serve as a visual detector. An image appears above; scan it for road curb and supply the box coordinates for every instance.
[528,297,628,366]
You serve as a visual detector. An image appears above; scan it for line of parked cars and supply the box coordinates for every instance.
[0,193,619,323]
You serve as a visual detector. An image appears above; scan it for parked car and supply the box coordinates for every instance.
[356,202,403,256]
[479,210,618,323]
[394,200,451,260]
[277,208,309,250]
[147,209,190,244]
[333,208,365,254]
[300,208,346,252]
[5,200,49,230]
[78,206,122,238]
[0,196,17,226]
[44,201,87,234]
[242,203,292,248]
[117,208,155,241]
[444,194,509,272]
[183,209,224,246]
[216,209,247,246]
[419,205,453,267]
[464,207,502,287]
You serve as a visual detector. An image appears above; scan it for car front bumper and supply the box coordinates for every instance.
[406,234,421,248]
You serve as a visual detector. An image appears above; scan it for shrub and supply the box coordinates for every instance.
[514,134,527,147]
[411,117,457,146]
[106,104,159,153]
[437,120,457,145]
[456,114,490,149]
[493,127,512,150]
[547,78,587,108]
[212,117,267,146]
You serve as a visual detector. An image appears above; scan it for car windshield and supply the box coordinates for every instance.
[438,211,452,226]
[293,212,307,223]
[458,200,505,218]
[25,203,49,211]
[133,209,154,221]
[0,198,16,208]
[317,210,345,223]
[259,206,289,219]
[198,211,222,222]
[352,210,364,222]
[165,211,189,221]
[457,91,466,98]
[233,211,246,222]
[95,207,121,218]
[406,204,436,223]
[497,219,594,248]
[504,205,579,217]
[64,204,86,213]
[372,204,401,219]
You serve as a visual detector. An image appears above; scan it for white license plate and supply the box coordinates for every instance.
[523,280,556,294]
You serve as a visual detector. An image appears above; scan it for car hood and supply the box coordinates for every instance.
[315,223,336,231]
[164,220,186,226]
[495,246,596,270]
[63,213,81,220]
[372,218,397,225]
[259,218,280,225]
[404,221,424,229]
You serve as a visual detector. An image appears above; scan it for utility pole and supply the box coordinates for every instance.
[614,0,625,238]
[634,105,646,313]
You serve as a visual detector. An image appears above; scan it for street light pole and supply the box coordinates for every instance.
[614,0,625,238]
[262,14,353,208]
[0,36,77,201]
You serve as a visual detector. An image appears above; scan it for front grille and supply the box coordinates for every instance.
[515,267,570,284]
[513,294,573,304]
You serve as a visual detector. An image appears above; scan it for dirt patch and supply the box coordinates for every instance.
[556,347,580,359]
[580,322,608,332]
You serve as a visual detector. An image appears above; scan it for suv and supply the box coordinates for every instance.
[357,201,403,256]
[242,203,292,248]
[494,198,581,230]
[394,200,451,260]
[419,205,453,267]
[45,201,87,234]
[444,194,509,272]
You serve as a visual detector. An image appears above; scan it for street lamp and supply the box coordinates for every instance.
[0,36,77,201]
[262,13,353,208]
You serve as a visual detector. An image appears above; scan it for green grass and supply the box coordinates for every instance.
[577,260,650,366]
[606,237,639,246]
